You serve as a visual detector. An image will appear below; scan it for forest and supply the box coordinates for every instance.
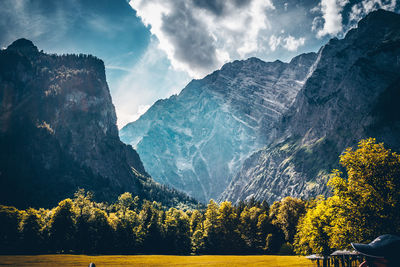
[1,138,399,256]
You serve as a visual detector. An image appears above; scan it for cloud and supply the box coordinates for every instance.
[0,0,72,46]
[129,0,274,78]
[283,36,306,51]
[160,1,219,74]
[312,0,399,38]
[269,35,282,52]
[348,0,397,23]
[111,38,190,128]
[314,0,349,38]
[269,35,306,52]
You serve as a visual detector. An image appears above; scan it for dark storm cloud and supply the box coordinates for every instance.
[132,0,275,76]
[161,1,219,71]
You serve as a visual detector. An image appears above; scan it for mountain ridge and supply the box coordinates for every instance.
[220,9,400,203]
[120,51,317,202]
[0,39,196,208]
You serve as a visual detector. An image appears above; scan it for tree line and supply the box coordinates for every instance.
[1,138,399,255]
[0,191,306,255]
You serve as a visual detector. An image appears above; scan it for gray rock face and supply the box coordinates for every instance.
[220,10,400,204]
[120,54,317,202]
[0,39,196,208]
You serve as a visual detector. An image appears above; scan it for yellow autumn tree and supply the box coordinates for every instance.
[295,138,400,254]
[328,138,400,247]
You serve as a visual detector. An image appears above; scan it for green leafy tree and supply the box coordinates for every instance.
[109,209,139,254]
[20,208,43,253]
[190,209,204,233]
[164,208,191,254]
[270,197,306,243]
[138,201,164,253]
[240,206,263,251]
[48,199,76,252]
[203,199,221,253]
[264,227,285,254]
[73,189,93,216]
[256,212,273,250]
[217,201,243,254]
[0,205,21,254]
[328,138,400,247]
[294,196,339,256]
[73,189,94,253]
[295,138,400,255]
[190,210,205,253]
[117,192,139,214]
[86,208,112,253]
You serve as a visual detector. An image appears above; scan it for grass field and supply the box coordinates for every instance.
[0,255,314,266]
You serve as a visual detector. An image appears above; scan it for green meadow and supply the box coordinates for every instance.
[0,255,312,267]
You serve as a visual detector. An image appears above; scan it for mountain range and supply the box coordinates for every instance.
[121,9,400,204]
[1,10,399,208]
[221,9,400,203]
[120,53,317,202]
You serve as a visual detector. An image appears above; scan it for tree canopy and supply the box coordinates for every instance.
[295,138,400,255]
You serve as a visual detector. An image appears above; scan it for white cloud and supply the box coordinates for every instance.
[269,35,282,52]
[269,35,305,52]
[316,0,349,38]
[129,0,274,78]
[111,38,190,128]
[312,0,398,38]
[283,36,306,51]
[349,0,397,23]
[311,16,324,32]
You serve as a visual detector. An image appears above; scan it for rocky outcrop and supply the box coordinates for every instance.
[0,39,196,208]
[220,10,400,204]
[120,54,317,202]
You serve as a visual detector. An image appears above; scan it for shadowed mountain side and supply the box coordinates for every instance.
[0,39,197,208]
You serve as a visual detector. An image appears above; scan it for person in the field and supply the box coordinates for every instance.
[351,234,400,267]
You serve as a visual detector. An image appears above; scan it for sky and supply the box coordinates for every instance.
[1,0,399,128]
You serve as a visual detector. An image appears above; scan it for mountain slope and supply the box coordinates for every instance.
[120,54,317,202]
[0,39,196,208]
[220,9,400,203]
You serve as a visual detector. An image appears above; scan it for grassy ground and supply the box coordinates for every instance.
[0,255,314,266]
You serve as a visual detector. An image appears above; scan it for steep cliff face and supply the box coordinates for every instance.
[0,39,195,208]
[221,10,400,204]
[120,54,317,202]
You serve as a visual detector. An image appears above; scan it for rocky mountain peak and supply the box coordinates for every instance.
[0,39,196,208]
[120,52,317,202]
[221,10,400,204]
[358,9,400,29]
[6,38,39,54]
